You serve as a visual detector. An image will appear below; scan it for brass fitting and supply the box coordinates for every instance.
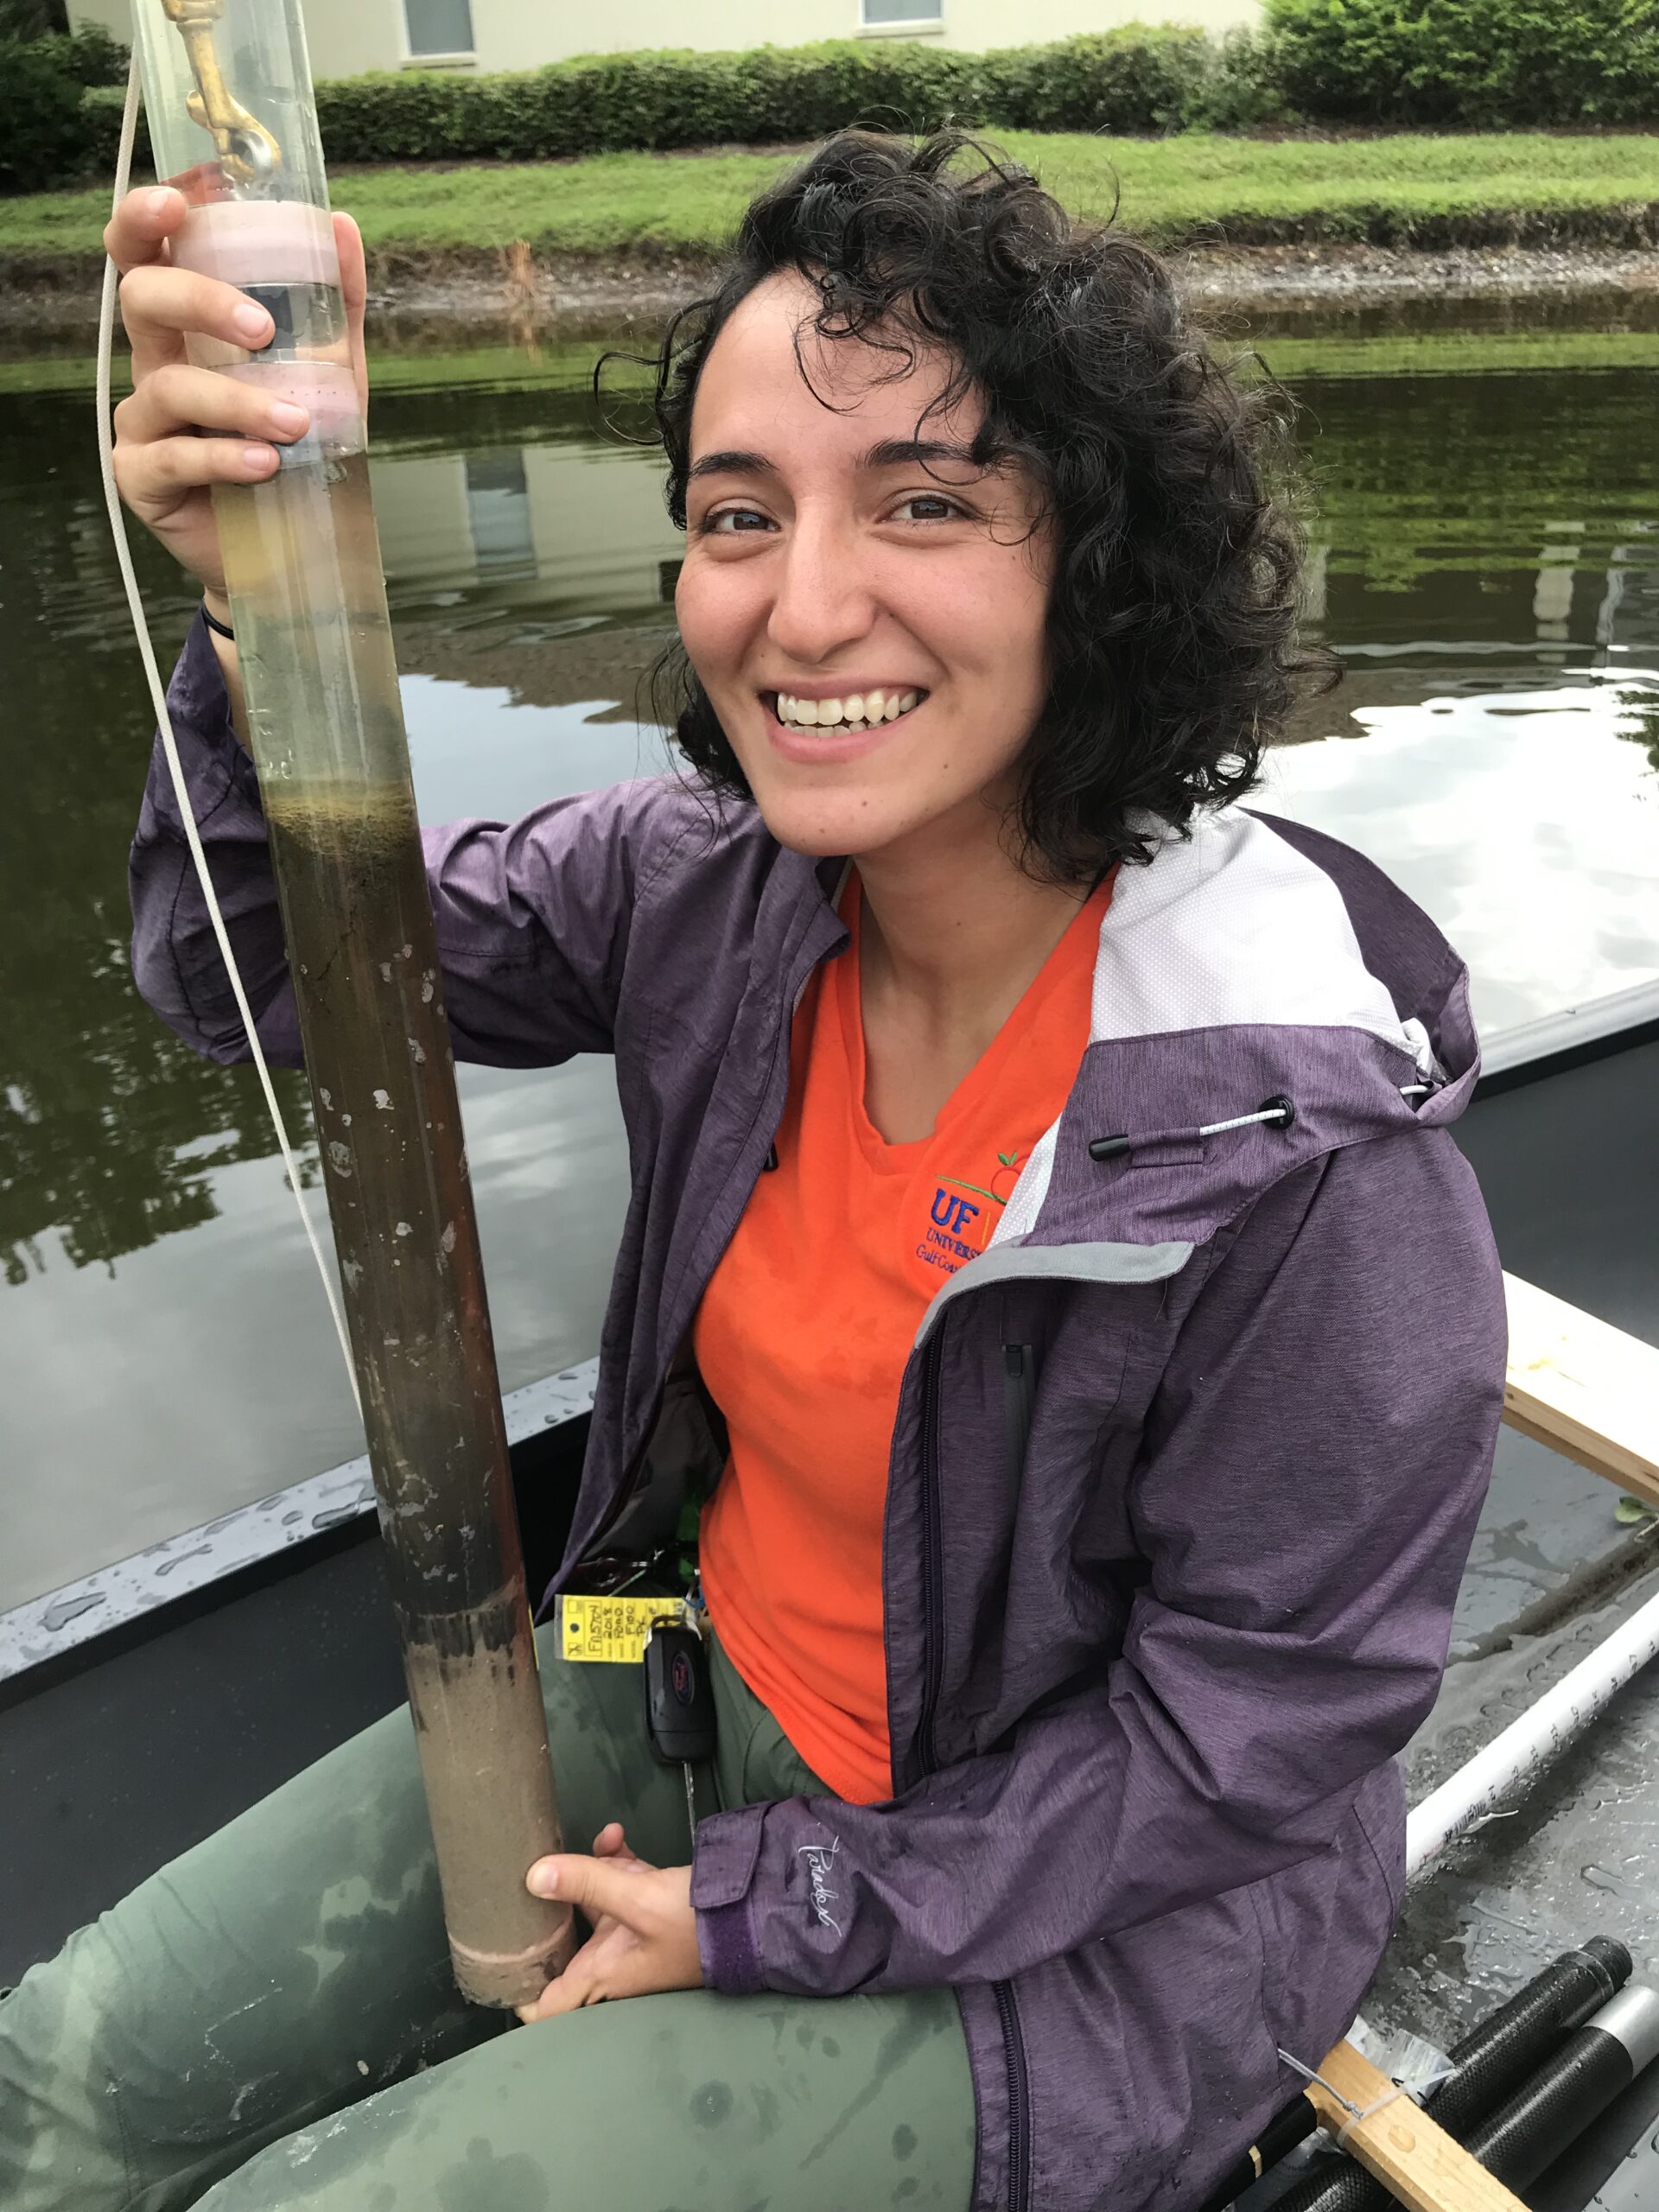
[162,0,281,184]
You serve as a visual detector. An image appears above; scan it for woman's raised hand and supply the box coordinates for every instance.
[104,186,369,601]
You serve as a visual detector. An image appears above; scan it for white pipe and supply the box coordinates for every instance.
[1407,1578,1659,1883]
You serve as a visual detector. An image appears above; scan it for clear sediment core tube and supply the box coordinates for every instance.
[126,0,571,2007]
[214,435,572,2009]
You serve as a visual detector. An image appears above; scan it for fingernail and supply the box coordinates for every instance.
[234,303,272,344]
[270,402,308,437]
[242,444,276,474]
[144,188,175,222]
[526,1864,557,1898]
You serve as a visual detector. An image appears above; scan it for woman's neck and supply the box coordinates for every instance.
[853,806,1090,1143]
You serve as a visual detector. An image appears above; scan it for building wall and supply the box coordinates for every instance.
[73,0,1258,80]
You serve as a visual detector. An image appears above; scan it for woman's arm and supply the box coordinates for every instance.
[687,1131,1508,1995]
[130,617,677,1068]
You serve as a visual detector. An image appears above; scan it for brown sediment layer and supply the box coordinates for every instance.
[7,234,1659,336]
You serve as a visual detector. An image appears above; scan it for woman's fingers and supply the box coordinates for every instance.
[116,359,308,449]
[114,429,279,517]
[334,212,371,427]
[103,184,186,276]
[119,264,274,382]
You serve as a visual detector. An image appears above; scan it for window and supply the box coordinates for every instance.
[862,0,943,19]
[464,453,535,580]
[404,0,475,56]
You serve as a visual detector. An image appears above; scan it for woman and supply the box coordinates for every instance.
[1,135,1505,2211]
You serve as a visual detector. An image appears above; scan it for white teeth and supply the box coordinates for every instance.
[773,687,924,729]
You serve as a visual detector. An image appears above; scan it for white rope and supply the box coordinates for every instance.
[1198,1106,1291,1138]
[98,58,360,1414]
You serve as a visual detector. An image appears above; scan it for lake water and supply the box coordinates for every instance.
[3,302,1658,1611]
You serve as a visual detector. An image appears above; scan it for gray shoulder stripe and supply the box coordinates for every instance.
[914,1238,1195,1346]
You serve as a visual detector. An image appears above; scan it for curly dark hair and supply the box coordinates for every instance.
[618,129,1324,884]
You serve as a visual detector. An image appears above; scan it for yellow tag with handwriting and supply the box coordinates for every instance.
[559,1593,689,1664]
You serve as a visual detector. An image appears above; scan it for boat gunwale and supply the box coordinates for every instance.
[5,991,1656,1703]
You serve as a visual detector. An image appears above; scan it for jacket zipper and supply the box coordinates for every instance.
[995,1979,1033,2212]
[917,1317,1032,2212]
[996,1341,1035,2212]
[575,925,839,1573]
[914,1325,948,1777]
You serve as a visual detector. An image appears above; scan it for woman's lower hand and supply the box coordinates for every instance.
[516,1821,703,2024]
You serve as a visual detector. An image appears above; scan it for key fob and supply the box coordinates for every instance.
[644,1621,716,1766]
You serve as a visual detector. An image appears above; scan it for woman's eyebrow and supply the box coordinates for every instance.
[859,438,982,472]
[687,449,776,481]
[685,438,987,482]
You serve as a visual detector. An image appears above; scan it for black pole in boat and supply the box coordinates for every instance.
[1205,1936,1631,2212]
[1460,1983,1659,2193]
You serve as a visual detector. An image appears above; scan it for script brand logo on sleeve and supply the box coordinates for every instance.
[797,1835,844,1936]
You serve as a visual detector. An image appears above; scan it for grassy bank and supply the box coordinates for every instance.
[4,131,1659,268]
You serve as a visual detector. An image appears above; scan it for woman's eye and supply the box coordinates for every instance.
[702,506,773,535]
[892,494,962,523]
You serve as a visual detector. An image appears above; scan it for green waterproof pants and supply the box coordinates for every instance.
[0,1627,975,2212]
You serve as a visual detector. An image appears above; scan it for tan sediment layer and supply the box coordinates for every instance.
[403,1627,575,2008]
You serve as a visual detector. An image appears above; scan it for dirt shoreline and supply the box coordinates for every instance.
[7,236,1659,335]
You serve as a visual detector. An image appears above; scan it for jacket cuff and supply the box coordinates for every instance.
[690,1805,767,1995]
[157,610,263,812]
[696,1897,765,1995]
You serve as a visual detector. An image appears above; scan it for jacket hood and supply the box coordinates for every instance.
[989,805,1481,1258]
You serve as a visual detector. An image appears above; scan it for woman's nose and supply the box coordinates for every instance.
[765,512,876,664]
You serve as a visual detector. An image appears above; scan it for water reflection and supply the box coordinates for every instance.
[1264,676,1659,1033]
[2,327,1656,1604]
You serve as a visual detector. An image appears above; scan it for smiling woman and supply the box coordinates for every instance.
[650,130,1317,885]
[3,130,1508,2212]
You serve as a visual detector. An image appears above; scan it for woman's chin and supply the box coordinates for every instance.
[749,785,916,862]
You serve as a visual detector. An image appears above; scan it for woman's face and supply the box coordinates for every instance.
[675,270,1054,865]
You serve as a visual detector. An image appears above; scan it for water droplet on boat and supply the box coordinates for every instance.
[41,1591,105,1631]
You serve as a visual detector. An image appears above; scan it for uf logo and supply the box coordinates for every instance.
[931,1188,981,1236]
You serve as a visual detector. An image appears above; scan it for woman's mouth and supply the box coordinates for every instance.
[767,687,925,730]
[760,686,930,764]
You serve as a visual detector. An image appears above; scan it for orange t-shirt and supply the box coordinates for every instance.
[695,870,1110,1804]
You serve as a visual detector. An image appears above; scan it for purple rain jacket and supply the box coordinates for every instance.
[132,615,1507,2212]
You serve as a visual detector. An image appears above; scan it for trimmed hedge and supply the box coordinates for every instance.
[1265,0,1659,128]
[308,29,1234,163]
[72,28,1274,184]
[0,25,125,191]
